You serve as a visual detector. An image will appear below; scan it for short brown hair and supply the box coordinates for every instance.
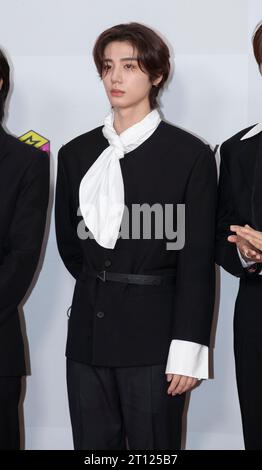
[93,22,170,109]
[0,48,10,122]
[253,22,262,72]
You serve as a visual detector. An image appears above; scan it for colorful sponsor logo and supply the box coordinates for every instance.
[19,130,50,153]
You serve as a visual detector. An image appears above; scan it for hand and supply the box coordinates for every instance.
[228,225,262,262]
[166,374,198,396]
[230,224,262,253]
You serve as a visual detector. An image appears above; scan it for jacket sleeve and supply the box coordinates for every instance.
[215,144,247,278]
[55,146,83,279]
[0,152,49,325]
[172,146,217,346]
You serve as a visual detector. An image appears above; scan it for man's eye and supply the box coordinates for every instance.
[124,63,135,70]
[103,64,111,70]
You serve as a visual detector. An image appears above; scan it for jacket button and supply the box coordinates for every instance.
[96,311,105,319]
[104,259,112,267]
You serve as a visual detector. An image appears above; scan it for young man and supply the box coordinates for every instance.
[0,49,49,449]
[55,22,217,450]
[216,23,262,450]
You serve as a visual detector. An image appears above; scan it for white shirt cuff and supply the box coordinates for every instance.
[165,339,209,379]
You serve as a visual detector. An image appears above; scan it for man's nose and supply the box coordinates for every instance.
[111,66,122,83]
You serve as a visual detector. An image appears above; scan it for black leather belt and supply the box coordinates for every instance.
[80,269,176,286]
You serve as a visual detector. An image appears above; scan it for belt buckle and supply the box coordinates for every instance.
[97,270,106,282]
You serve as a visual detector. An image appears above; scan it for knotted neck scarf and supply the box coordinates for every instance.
[79,108,161,249]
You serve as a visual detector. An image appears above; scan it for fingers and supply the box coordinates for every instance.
[239,243,262,261]
[231,225,262,246]
[167,374,181,394]
[227,227,262,261]
[244,250,262,261]
[166,374,198,396]
[227,233,256,252]
[241,224,260,236]
[230,224,256,233]
[230,224,245,232]
[242,234,262,250]
[238,234,262,256]
[227,235,238,243]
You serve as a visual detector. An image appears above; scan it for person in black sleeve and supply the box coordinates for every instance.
[55,22,217,450]
[216,22,262,450]
[0,48,50,449]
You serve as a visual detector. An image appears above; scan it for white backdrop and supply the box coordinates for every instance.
[1,0,262,450]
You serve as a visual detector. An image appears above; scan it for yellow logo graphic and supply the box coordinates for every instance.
[19,130,50,153]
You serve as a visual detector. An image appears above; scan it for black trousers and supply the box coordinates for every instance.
[234,277,262,450]
[67,359,185,450]
[0,376,21,450]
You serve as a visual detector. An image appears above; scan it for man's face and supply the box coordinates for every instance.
[102,41,156,111]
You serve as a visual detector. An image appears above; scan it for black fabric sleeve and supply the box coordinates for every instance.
[55,147,83,279]
[172,146,217,346]
[0,153,49,324]
[215,144,247,278]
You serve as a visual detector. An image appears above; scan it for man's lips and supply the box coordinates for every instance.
[111,89,125,96]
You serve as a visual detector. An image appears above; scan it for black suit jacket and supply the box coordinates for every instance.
[0,125,49,376]
[55,120,217,367]
[216,125,262,278]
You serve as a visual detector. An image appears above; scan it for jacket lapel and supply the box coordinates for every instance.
[238,137,258,192]
[232,133,258,226]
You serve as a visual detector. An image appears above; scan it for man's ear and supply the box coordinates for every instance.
[0,78,3,91]
[152,75,163,87]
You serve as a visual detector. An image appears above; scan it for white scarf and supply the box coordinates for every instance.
[79,108,161,249]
